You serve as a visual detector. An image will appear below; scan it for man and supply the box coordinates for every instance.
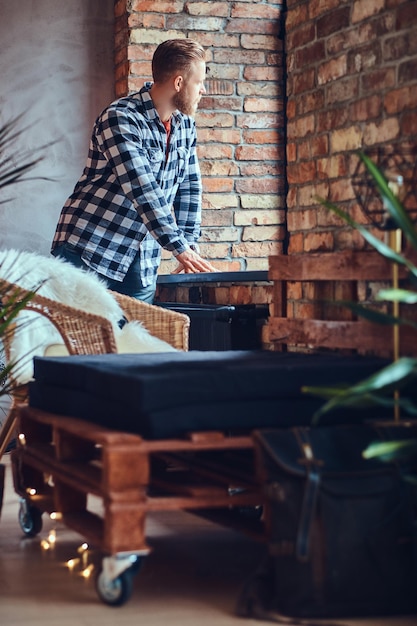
[52,38,216,303]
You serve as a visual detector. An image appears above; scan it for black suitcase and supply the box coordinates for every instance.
[238,423,417,621]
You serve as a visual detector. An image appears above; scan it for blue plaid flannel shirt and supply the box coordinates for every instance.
[52,83,202,286]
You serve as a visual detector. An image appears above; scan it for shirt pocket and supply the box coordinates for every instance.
[146,148,164,175]
[176,146,190,183]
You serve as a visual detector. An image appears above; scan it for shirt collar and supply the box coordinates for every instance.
[140,82,182,126]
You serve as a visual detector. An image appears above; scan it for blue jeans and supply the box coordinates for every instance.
[52,243,157,304]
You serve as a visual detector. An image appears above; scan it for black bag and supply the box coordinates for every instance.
[237,423,417,622]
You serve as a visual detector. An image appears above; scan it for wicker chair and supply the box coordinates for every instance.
[0,279,190,459]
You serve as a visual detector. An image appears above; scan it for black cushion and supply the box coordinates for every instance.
[29,351,393,439]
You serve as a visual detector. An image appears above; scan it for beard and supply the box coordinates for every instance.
[173,90,199,117]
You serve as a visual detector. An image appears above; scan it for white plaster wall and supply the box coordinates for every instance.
[0,0,115,254]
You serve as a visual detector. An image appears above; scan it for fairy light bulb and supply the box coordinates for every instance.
[40,539,50,551]
[48,529,56,545]
[66,558,80,571]
[81,564,94,579]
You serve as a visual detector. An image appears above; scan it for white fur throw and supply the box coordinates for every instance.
[0,249,176,384]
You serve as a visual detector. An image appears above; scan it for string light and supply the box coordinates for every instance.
[26,487,36,496]
[40,539,50,551]
[18,433,26,446]
[77,542,89,568]
[80,563,95,579]
[66,557,80,571]
[48,529,56,546]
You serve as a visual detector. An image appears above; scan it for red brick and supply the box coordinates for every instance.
[318,55,348,85]
[399,59,417,86]
[349,95,382,121]
[297,90,325,116]
[286,4,309,31]
[316,108,349,132]
[202,178,235,193]
[196,112,234,127]
[363,117,400,146]
[204,80,235,96]
[298,181,330,208]
[197,32,240,48]
[243,129,282,144]
[236,178,286,194]
[231,3,282,20]
[347,41,381,74]
[185,2,229,17]
[199,96,242,111]
[287,142,297,163]
[199,242,230,258]
[232,241,280,257]
[238,113,283,129]
[309,0,345,19]
[127,44,153,61]
[202,210,233,227]
[243,98,283,113]
[317,154,349,179]
[287,114,315,140]
[197,145,233,159]
[286,22,315,49]
[241,34,279,51]
[214,49,265,65]
[396,2,417,29]
[288,232,304,254]
[329,178,356,203]
[352,0,385,24]
[311,135,329,157]
[240,163,284,177]
[294,41,326,70]
[244,66,282,81]
[200,161,239,176]
[198,129,241,143]
[236,145,282,161]
[226,18,281,35]
[290,68,315,95]
[287,209,318,231]
[130,0,182,12]
[326,76,360,105]
[304,231,334,253]
[238,82,282,98]
[316,6,351,37]
[287,161,317,185]
[383,32,417,62]
[401,111,417,136]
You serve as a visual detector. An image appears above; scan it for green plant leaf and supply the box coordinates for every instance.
[305,358,417,423]
[377,288,417,304]
[333,299,417,330]
[359,152,417,250]
[316,198,417,280]
[363,439,417,462]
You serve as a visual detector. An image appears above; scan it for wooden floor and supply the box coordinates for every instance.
[1,454,416,626]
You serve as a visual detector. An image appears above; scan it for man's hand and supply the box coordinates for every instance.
[172,249,217,274]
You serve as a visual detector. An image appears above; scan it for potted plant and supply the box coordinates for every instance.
[0,115,46,514]
[303,150,417,470]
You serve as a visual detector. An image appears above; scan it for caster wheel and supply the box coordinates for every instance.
[95,566,135,607]
[18,501,43,537]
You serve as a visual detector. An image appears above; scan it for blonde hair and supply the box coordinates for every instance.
[152,39,205,84]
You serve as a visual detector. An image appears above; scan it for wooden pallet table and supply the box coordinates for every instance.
[11,405,264,605]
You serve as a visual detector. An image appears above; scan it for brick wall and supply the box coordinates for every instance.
[286,0,417,256]
[114,0,286,274]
